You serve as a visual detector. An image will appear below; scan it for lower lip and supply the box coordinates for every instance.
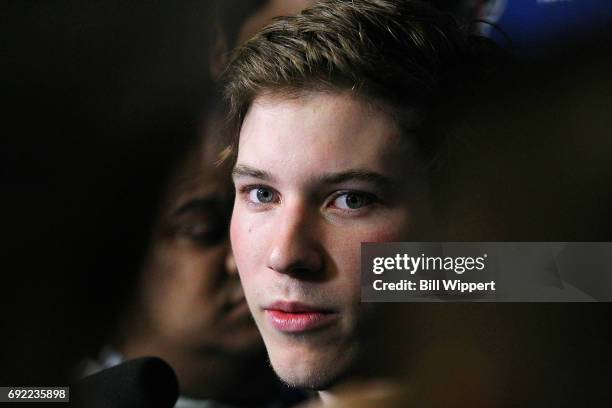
[265,310,338,333]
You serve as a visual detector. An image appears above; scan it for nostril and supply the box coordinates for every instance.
[290,268,317,279]
[285,264,312,276]
[269,260,328,282]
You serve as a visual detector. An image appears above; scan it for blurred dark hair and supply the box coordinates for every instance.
[213,0,267,48]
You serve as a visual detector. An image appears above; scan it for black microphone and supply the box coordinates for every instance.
[71,357,179,408]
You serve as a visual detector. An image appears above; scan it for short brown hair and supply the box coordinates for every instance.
[220,0,502,164]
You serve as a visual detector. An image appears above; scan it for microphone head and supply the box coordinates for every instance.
[71,356,179,408]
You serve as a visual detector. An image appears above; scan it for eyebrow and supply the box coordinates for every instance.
[232,164,275,182]
[318,170,395,188]
[233,164,394,189]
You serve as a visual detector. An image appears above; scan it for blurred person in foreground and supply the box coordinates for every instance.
[220,0,506,403]
[78,2,316,406]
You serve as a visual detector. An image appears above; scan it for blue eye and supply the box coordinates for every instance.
[248,187,277,204]
[332,192,373,210]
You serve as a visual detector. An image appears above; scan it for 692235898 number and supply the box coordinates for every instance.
[1,387,69,402]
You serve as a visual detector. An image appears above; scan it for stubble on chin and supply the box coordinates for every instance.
[265,332,361,391]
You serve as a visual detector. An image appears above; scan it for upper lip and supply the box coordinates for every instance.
[264,301,334,313]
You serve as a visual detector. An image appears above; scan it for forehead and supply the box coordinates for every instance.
[237,92,406,179]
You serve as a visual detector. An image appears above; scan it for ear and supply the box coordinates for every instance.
[210,22,229,80]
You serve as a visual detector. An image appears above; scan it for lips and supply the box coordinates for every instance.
[263,301,339,333]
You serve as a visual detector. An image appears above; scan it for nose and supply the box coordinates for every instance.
[266,202,324,278]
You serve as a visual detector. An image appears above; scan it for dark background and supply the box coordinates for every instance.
[2,1,611,406]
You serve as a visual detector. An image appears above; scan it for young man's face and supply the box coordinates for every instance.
[230,91,415,389]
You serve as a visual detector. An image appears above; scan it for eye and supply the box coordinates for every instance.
[167,204,230,246]
[331,192,374,211]
[246,187,279,204]
[177,221,226,246]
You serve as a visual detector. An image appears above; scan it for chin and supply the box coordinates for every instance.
[266,337,358,390]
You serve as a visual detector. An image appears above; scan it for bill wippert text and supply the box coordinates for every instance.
[373,279,496,293]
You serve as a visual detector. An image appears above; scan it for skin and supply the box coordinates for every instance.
[231,91,417,390]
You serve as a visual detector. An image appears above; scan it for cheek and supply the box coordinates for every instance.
[140,247,188,305]
[145,245,224,299]
[331,219,410,252]
[360,226,408,242]
[326,219,411,292]
[230,209,264,280]
[365,208,414,242]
